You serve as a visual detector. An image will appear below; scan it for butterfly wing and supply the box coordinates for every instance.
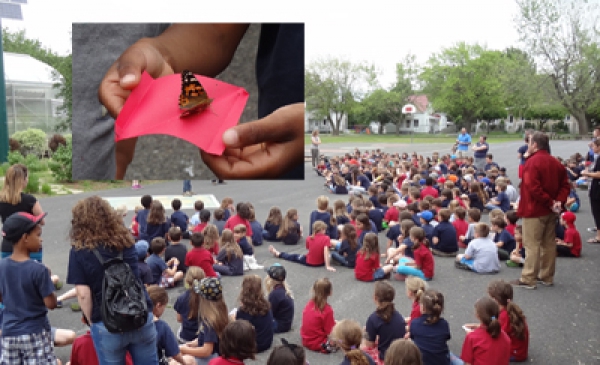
[179,70,213,117]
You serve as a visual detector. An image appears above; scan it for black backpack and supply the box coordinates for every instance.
[93,248,148,333]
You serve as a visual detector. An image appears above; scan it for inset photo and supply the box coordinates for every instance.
[72,23,304,180]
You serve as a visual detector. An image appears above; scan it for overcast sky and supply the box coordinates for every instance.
[3,0,521,87]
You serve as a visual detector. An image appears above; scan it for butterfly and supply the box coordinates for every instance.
[178,70,213,117]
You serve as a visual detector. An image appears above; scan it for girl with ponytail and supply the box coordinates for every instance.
[362,282,405,364]
[459,296,511,365]
[331,320,376,365]
[487,280,529,362]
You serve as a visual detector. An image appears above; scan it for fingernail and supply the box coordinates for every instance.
[222,129,239,145]
[121,74,136,85]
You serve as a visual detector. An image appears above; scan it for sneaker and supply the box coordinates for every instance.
[505,260,519,268]
[536,278,554,287]
[56,300,63,308]
[509,279,536,290]
[588,227,597,233]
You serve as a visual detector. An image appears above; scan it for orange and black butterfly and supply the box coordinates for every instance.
[178,70,213,117]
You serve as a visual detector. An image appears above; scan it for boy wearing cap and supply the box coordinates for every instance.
[418,210,435,243]
[0,212,58,364]
[265,264,294,333]
[135,240,154,286]
[556,212,582,257]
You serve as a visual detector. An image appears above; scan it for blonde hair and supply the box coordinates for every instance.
[406,276,427,304]
[489,209,505,222]
[330,320,370,365]
[185,266,205,320]
[220,229,242,261]
[115,205,128,217]
[0,164,27,205]
[202,224,219,250]
[317,195,329,210]
[264,276,294,299]
[198,295,230,338]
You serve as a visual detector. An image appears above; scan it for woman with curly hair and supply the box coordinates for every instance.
[231,274,274,353]
[66,195,158,365]
[0,164,46,261]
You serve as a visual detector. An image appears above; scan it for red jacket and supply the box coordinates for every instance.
[517,150,570,218]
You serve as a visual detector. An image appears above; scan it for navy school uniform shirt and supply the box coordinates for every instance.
[369,195,382,209]
[236,309,274,353]
[337,215,350,226]
[410,315,451,365]
[222,209,231,221]
[170,210,188,232]
[214,220,226,235]
[432,221,458,253]
[215,250,244,275]
[401,236,415,259]
[237,236,253,255]
[422,223,435,243]
[135,209,150,238]
[327,223,339,240]
[368,209,384,231]
[412,214,422,227]
[198,321,219,356]
[338,240,360,268]
[0,259,54,336]
[165,243,188,273]
[174,290,199,341]
[250,220,263,246]
[309,210,331,235]
[155,319,180,361]
[269,285,294,333]
[366,310,406,360]
[496,191,511,212]
[494,229,516,253]
[138,260,154,285]
[357,174,371,189]
[386,224,402,248]
[441,199,450,208]
[146,253,168,285]
[263,221,280,241]
[67,244,153,324]
[141,221,171,243]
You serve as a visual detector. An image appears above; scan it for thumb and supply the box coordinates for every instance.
[115,46,149,90]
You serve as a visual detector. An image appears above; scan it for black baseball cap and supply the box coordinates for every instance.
[1,212,47,242]
[265,263,286,281]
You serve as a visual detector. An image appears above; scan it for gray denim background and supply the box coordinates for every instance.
[72,23,260,180]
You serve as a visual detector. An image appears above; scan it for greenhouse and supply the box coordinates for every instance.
[4,52,65,135]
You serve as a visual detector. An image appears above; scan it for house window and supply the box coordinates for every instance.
[510,115,514,123]
[323,119,327,126]
[414,119,419,127]
[405,120,410,128]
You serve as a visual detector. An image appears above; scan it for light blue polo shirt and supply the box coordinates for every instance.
[457,133,471,151]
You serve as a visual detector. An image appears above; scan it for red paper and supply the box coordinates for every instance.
[114,71,249,155]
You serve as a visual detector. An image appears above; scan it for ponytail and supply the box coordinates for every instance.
[475,296,502,338]
[345,349,370,365]
[487,315,502,339]
[506,301,527,340]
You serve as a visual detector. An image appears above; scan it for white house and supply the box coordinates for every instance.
[394,95,449,134]
[476,114,580,134]
[305,109,348,134]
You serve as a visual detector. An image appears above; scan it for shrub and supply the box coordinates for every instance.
[48,134,67,152]
[7,151,25,166]
[554,121,569,133]
[48,140,72,182]
[41,183,52,195]
[11,129,47,157]
[8,138,20,152]
[24,173,39,194]
[524,121,535,130]
[498,121,506,131]
[479,122,488,131]
[25,154,47,173]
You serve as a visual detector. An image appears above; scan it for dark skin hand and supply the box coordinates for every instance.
[98,24,303,180]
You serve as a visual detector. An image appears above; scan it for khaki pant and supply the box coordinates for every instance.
[520,214,557,285]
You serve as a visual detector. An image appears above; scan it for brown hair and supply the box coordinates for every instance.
[359,232,379,260]
[0,164,27,204]
[219,320,256,360]
[374,281,396,323]
[467,208,481,222]
[470,182,488,204]
[437,209,451,222]
[199,293,229,337]
[219,197,231,210]
[266,207,283,226]
[220,229,242,261]
[267,340,306,365]
[491,217,506,229]
[409,226,428,250]
[168,226,182,242]
[70,196,134,250]
[531,131,550,152]
[317,195,329,210]
[147,200,166,225]
[311,278,332,312]
[277,208,299,238]
[185,266,205,320]
[474,296,502,338]
[420,289,444,324]
[330,320,370,365]
[147,285,168,306]
[202,224,219,249]
[238,275,270,317]
[474,222,490,238]
[311,220,327,237]
[150,237,166,255]
[401,219,416,240]
[487,280,527,340]
[455,207,466,220]
[384,339,423,365]
[342,224,359,252]
[406,276,427,304]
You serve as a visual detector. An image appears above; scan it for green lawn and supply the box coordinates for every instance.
[305,132,524,144]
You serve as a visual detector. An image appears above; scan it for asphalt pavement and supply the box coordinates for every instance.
[34,140,600,364]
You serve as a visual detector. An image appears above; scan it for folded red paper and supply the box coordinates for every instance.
[114,71,249,155]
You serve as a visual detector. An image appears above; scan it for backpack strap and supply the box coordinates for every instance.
[92,248,124,265]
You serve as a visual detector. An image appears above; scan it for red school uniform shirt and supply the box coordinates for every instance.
[453,218,469,244]
[300,300,336,351]
[412,244,434,279]
[130,216,139,237]
[185,247,217,277]
[224,214,253,236]
[69,331,133,365]
[384,207,399,224]
[499,308,529,362]
[421,186,439,199]
[563,226,582,257]
[305,233,330,266]
[506,224,516,237]
[408,300,421,325]
[193,222,208,233]
[354,251,380,282]
[460,326,511,365]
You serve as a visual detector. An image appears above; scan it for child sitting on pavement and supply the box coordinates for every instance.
[147,237,184,288]
[455,223,500,274]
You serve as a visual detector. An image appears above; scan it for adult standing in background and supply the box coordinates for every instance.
[581,139,600,244]
[517,130,533,179]
[0,164,46,261]
[512,132,570,289]
[472,135,489,171]
[456,128,472,156]
[586,127,599,163]
[311,129,321,168]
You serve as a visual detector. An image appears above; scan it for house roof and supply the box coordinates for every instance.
[3,52,57,84]
[408,95,429,113]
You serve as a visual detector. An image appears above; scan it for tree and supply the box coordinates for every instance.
[305,58,377,135]
[2,29,72,132]
[524,103,568,131]
[420,43,507,131]
[500,47,540,118]
[515,0,600,135]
